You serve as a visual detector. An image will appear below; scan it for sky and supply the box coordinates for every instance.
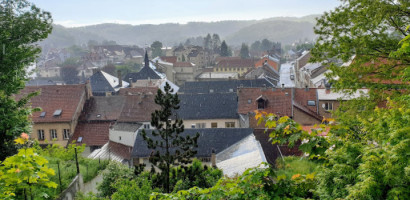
[30,0,341,27]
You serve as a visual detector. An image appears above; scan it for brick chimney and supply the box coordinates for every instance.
[211,149,216,168]
[117,70,122,87]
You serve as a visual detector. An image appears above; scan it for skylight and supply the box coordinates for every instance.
[53,109,62,116]
[77,137,83,143]
[40,112,46,117]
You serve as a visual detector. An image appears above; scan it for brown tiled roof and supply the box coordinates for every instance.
[160,56,177,64]
[81,96,126,121]
[17,84,87,123]
[216,57,255,68]
[294,88,318,113]
[238,88,293,117]
[118,87,158,96]
[70,121,111,146]
[118,94,160,122]
[293,102,323,121]
[109,141,133,160]
[253,129,302,165]
[174,62,193,67]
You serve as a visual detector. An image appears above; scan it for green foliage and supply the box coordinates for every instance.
[151,41,163,58]
[142,82,200,193]
[98,162,135,197]
[310,0,410,93]
[169,159,222,192]
[275,156,319,179]
[116,62,141,76]
[0,135,57,199]
[0,0,52,160]
[151,164,317,200]
[111,174,153,200]
[240,43,250,58]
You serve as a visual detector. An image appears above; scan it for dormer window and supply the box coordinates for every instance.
[256,96,267,110]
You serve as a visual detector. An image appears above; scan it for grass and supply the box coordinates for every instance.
[275,156,320,178]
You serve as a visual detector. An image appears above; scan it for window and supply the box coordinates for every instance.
[225,122,235,128]
[196,123,206,128]
[211,122,217,128]
[307,100,316,106]
[229,88,234,92]
[63,129,70,140]
[324,102,333,111]
[257,99,266,109]
[50,129,57,139]
[53,109,62,117]
[38,130,45,140]
[247,99,252,104]
[209,89,214,93]
[143,123,150,129]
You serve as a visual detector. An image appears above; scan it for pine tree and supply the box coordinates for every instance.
[220,40,229,57]
[141,83,199,193]
[240,43,250,58]
[204,33,212,50]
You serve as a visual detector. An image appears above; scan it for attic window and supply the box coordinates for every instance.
[307,100,316,106]
[257,98,267,110]
[53,109,62,117]
[209,89,214,93]
[77,137,83,143]
[40,112,46,118]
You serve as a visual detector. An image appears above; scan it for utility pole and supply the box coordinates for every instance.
[74,147,80,174]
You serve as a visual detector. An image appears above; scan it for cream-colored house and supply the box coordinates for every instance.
[17,84,91,147]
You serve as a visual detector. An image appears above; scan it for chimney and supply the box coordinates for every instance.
[281,83,285,90]
[129,78,133,87]
[305,85,308,91]
[211,149,216,168]
[117,70,122,87]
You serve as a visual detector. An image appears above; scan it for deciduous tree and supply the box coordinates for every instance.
[0,0,52,160]
[151,41,163,58]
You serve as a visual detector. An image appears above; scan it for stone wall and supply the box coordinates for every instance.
[56,174,84,200]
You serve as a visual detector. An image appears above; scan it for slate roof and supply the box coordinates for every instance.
[132,128,253,158]
[81,96,125,121]
[111,122,142,132]
[176,93,238,120]
[124,66,161,82]
[70,121,111,146]
[118,87,158,96]
[17,84,87,123]
[89,70,129,95]
[118,93,160,122]
[180,79,275,94]
[124,51,162,82]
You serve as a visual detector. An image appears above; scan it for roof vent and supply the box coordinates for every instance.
[40,112,46,118]
[53,109,62,117]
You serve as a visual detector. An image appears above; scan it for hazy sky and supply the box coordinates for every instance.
[30,0,341,27]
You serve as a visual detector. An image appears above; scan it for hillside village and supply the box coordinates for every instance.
[23,41,369,175]
[1,0,408,199]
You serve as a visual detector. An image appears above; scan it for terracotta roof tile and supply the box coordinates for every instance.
[70,122,111,146]
[81,96,126,121]
[216,57,255,68]
[109,141,133,160]
[238,88,293,117]
[118,94,160,122]
[294,88,318,113]
[160,56,177,64]
[17,84,87,123]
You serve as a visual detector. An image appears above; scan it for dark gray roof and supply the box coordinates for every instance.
[132,128,253,158]
[124,66,161,82]
[180,79,275,94]
[176,93,238,120]
[89,70,127,95]
[111,122,142,132]
[82,96,125,121]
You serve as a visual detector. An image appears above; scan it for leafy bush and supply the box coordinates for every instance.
[275,156,319,179]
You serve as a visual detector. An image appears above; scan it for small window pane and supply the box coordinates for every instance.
[307,100,316,106]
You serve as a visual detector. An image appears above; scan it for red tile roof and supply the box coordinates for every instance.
[118,87,158,96]
[109,141,133,160]
[216,57,255,68]
[238,88,293,117]
[70,121,111,146]
[17,84,87,123]
[160,56,177,64]
[294,88,318,113]
[118,93,160,122]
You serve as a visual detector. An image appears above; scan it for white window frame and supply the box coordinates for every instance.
[50,129,58,139]
[63,129,70,140]
[324,102,333,111]
[38,130,45,140]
